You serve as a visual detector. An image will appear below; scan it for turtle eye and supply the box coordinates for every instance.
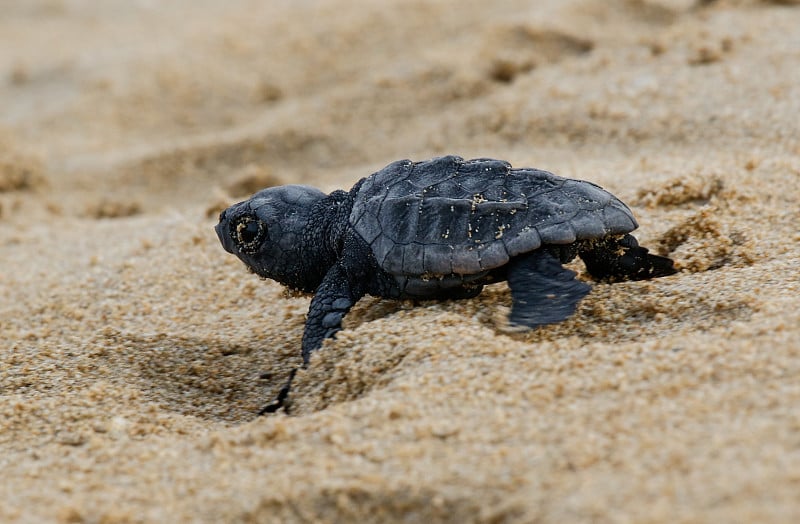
[232,216,266,253]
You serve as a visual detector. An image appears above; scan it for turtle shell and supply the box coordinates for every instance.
[350,156,638,276]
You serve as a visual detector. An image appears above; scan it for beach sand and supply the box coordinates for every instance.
[1,0,799,522]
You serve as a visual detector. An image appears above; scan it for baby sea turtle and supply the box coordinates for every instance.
[216,156,675,411]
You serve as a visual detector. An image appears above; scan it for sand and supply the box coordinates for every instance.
[1,0,799,522]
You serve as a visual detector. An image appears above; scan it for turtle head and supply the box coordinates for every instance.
[216,185,327,290]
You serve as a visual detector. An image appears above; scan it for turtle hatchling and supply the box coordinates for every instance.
[216,156,676,410]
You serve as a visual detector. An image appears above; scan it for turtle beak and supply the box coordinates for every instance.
[215,211,236,254]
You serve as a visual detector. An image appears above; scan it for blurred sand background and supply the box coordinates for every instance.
[1,0,799,522]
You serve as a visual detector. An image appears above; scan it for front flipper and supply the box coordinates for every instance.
[260,262,365,414]
[507,249,591,328]
[301,262,365,364]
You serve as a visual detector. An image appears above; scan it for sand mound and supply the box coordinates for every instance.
[0,132,46,194]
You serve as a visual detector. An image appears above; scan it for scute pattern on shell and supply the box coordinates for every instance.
[350,156,638,276]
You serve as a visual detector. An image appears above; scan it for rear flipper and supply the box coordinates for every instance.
[580,234,676,282]
[507,249,592,328]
